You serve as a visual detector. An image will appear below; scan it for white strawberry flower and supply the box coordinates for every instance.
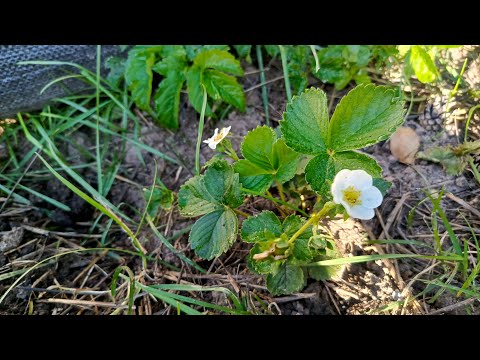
[203,126,232,150]
[331,169,383,220]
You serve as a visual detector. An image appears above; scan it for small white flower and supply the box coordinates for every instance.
[203,126,231,150]
[331,169,383,220]
[391,289,404,301]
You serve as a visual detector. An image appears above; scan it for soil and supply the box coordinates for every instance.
[1,47,480,315]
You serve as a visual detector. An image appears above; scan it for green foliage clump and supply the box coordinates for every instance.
[107,45,246,130]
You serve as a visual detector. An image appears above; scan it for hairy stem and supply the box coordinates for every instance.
[223,140,240,161]
[288,201,335,245]
[276,180,286,202]
[241,187,308,217]
[234,208,250,218]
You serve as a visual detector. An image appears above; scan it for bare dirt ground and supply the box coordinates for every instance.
[1,47,479,315]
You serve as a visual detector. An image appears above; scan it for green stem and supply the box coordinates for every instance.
[447,58,468,115]
[234,208,250,218]
[256,45,270,126]
[310,45,320,73]
[403,77,415,121]
[287,201,335,245]
[468,157,480,185]
[464,104,480,143]
[278,45,292,102]
[276,180,286,202]
[195,85,208,176]
[223,139,240,161]
[226,150,239,161]
[240,187,308,217]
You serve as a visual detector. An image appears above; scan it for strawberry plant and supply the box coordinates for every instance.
[179,84,405,295]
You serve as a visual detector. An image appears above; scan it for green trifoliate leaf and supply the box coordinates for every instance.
[308,239,343,281]
[234,126,300,193]
[241,210,282,243]
[328,84,405,152]
[186,66,213,116]
[202,69,245,112]
[305,150,382,197]
[331,151,382,177]
[280,88,329,155]
[179,160,244,260]
[177,178,220,217]
[105,56,126,88]
[193,49,244,76]
[186,49,245,114]
[266,261,305,295]
[286,45,312,94]
[242,125,276,169]
[152,46,187,75]
[189,209,238,260]
[315,46,353,90]
[292,237,315,262]
[409,45,439,84]
[178,159,243,217]
[153,71,185,129]
[281,215,309,238]
[184,45,230,62]
[272,139,301,183]
[234,160,272,177]
[125,46,162,112]
[234,161,273,193]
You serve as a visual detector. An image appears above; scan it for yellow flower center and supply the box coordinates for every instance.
[342,186,362,206]
[213,132,225,142]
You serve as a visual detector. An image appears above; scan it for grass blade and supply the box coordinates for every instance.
[307,253,463,267]
[145,216,205,273]
[278,45,292,101]
[36,153,146,254]
[195,85,208,176]
[256,45,270,126]
[111,265,135,315]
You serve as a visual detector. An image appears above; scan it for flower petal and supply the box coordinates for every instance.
[360,186,383,209]
[331,169,352,204]
[222,126,232,136]
[350,169,372,190]
[335,169,353,183]
[346,205,375,220]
